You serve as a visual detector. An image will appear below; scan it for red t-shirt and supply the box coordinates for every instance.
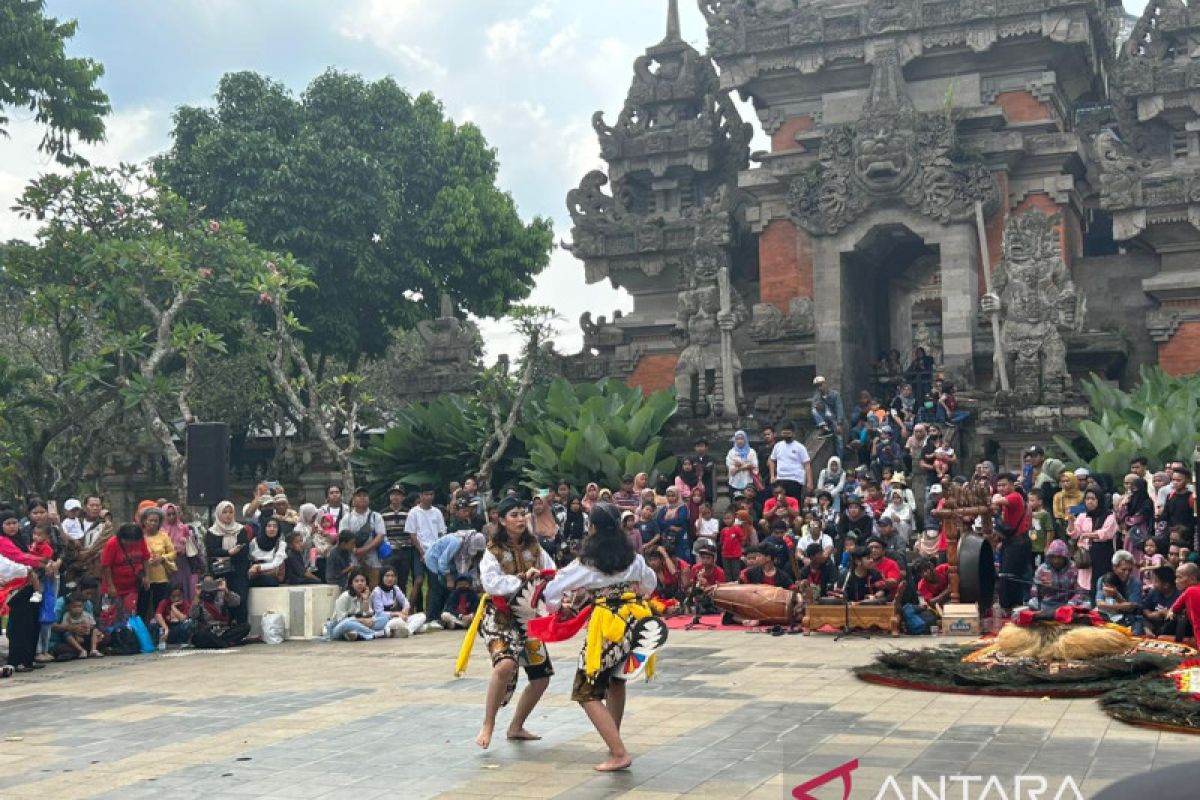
[999,491,1028,534]
[763,496,799,517]
[100,536,150,594]
[1171,584,1200,636]
[918,563,950,602]
[690,563,726,585]
[875,556,902,584]
[720,526,747,559]
[155,597,192,620]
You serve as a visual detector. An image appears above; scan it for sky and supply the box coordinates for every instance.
[2,1,1147,359]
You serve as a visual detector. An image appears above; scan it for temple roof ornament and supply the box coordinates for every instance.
[785,45,998,235]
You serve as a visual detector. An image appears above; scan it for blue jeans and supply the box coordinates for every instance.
[327,614,388,641]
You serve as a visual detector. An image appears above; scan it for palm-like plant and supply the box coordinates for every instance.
[514,378,678,490]
[1054,367,1200,475]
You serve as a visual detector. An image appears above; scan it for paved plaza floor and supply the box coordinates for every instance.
[0,629,1189,799]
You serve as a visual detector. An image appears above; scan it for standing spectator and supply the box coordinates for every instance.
[1069,488,1118,595]
[139,507,176,619]
[204,501,251,625]
[563,497,587,560]
[581,482,601,513]
[769,422,813,502]
[675,457,703,500]
[380,485,411,586]
[655,487,690,564]
[1160,467,1196,553]
[756,425,776,479]
[693,439,716,502]
[811,376,846,460]
[907,346,935,401]
[161,503,197,602]
[636,502,660,552]
[1118,477,1154,565]
[294,503,322,575]
[100,522,150,619]
[1028,487,1054,565]
[993,472,1031,613]
[190,576,249,649]
[1,510,46,672]
[403,485,445,612]
[725,431,760,499]
[622,511,642,554]
[1052,470,1083,528]
[319,485,351,532]
[79,496,105,547]
[340,487,385,587]
[462,476,487,520]
[612,475,639,512]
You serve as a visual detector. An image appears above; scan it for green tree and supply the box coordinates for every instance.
[155,69,553,367]
[0,0,109,164]
[1054,367,1200,476]
[6,165,307,506]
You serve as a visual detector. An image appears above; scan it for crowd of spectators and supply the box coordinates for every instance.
[2,373,1199,673]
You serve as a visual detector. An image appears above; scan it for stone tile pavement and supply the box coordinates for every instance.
[0,630,1189,799]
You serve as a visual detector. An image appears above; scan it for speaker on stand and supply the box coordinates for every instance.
[186,423,230,513]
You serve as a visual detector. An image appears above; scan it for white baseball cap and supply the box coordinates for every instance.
[64,498,81,511]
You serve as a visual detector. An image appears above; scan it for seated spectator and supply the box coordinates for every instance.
[1030,539,1086,611]
[763,483,799,518]
[153,586,194,646]
[1095,550,1143,632]
[738,546,794,588]
[327,569,387,641]
[440,574,480,630]
[1167,562,1200,644]
[324,531,357,588]
[837,497,875,544]
[248,518,287,587]
[875,516,906,559]
[189,576,250,649]
[839,547,885,603]
[1142,566,1179,637]
[865,537,902,597]
[371,566,427,638]
[645,545,688,604]
[284,531,322,585]
[796,512,834,565]
[914,558,951,610]
[54,594,103,659]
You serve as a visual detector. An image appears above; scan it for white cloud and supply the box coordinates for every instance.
[537,23,578,64]
[485,18,526,63]
[336,0,447,76]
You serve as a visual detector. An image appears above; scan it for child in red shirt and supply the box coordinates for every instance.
[720,510,749,580]
[1168,563,1200,643]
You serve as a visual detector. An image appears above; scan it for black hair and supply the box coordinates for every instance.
[79,576,99,590]
[0,510,16,529]
[1153,565,1176,586]
[996,472,1018,484]
[580,503,635,575]
[380,566,398,584]
[337,530,356,545]
[850,546,871,563]
[345,569,370,594]
[1172,466,1192,481]
[804,542,823,558]
[865,536,884,549]
[26,498,47,513]
[286,530,304,545]
[1131,456,1149,467]
[117,522,143,541]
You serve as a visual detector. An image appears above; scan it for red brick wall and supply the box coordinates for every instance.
[996,91,1052,125]
[1160,321,1200,376]
[771,115,815,153]
[759,219,814,310]
[626,354,679,394]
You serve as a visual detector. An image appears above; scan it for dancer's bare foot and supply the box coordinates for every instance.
[476,723,494,750]
[506,727,542,741]
[594,753,633,772]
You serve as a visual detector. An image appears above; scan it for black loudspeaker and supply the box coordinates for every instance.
[186,422,230,507]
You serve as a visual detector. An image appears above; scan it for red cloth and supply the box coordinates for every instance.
[917,563,950,602]
[527,606,592,642]
[720,526,747,559]
[28,541,54,561]
[763,496,799,517]
[1171,585,1200,637]
[100,536,150,595]
[0,536,43,569]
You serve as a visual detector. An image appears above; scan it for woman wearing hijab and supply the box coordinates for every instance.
[633,473,650,494]
[1116,476,1154,565]
[204,501,251,625]
[294,502,321,573]
[1,510,47,672]
[581,483,601,514]
[1068,488,1118,594]
[161,504,197,602]
[530,494,561,552]
[654,486,690,564]
[725,431,759,499]
[674,457,702,498]
[248,517,287,587]
[562,497,587,563]
[1052,470,1083,529]
[816,456,847,513]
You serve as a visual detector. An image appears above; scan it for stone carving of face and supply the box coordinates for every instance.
[853,117,915,193]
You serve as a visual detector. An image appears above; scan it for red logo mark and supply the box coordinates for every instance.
[792,758,859,800]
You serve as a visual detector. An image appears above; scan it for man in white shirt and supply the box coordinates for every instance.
[769,421,813,502]
[319,485,351,530]
[403,484,447,613]
[338,487,385,586]
[79,496,105,547]
[60,498,85,541]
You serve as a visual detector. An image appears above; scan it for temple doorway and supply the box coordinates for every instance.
[839,224,940,397]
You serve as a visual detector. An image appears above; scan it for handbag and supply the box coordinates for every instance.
[210,557,233,577]
[378,540,393,559]
[1072,544,1091,570]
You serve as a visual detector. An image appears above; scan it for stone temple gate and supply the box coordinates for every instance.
[561,0,1200,460]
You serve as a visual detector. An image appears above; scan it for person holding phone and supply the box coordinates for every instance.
[189,576,249,649]
[1068,488,1118,595]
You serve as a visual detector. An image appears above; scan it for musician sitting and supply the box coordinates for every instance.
[914,557,951,610]
[688,546,725,614]
[865,537,902,599]
[738,545,795,589]
[835,547,885,603]
[797,543,838,600]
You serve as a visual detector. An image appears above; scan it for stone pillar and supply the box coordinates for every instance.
[937,223,981,387]
[811,234,846,390]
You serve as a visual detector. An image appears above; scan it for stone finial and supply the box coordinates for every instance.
[665,0,681,43]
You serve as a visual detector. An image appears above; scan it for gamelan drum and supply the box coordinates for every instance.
[956,530,997,607]
[710,583,800,624]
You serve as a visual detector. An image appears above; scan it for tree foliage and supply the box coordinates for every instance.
[155,69,554,363]
[514,378,678,491]
[0,0,109,164]
[3,164,305,504]
[1054,367,1200,476]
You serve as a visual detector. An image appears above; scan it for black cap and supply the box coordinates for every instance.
[1026,445,1044,455]
[353,486,370,496]
[697,544,716,556]
[388,484,406,495]
[877,516,895,526]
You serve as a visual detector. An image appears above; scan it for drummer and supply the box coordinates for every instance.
[737,545,795,589]
[688,545,726,615]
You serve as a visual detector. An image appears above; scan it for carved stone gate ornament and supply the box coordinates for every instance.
[786,45,999,235]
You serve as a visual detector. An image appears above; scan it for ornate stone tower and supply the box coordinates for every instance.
[565,0,753,416]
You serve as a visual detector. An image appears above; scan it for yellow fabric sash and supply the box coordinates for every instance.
[453,593,489,677]
[584,592,655,680]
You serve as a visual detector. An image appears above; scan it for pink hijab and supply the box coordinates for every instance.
[161,503,191,549]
